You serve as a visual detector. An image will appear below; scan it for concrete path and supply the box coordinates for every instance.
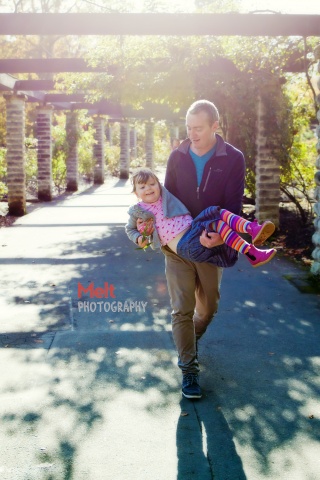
[0,177,319,480]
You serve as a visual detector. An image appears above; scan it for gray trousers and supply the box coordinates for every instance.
[162,245,223,374]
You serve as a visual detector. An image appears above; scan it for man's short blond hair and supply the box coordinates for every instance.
[187,100,219,125]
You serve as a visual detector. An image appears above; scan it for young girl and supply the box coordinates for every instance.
[125,168,276,268]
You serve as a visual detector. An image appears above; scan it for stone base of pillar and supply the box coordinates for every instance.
[38,189,53,202]
[94,171,104,184]
[66,180,78,192]
[8,198,26,216]
[119,171,129,180]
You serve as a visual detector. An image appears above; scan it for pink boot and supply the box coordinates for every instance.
[245,245,276,268]
[248,219,275,246]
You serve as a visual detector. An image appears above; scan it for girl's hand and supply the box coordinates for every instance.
[137,218,154,236]
[137,235,150,249]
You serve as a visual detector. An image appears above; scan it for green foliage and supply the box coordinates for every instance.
[154,121,171,166]
[0,1,318,227]
[105,143,121,176]
[78,121,95,180]
[52,111,96,191]
[279,74,317,224]
[0,147,8,199]
[25,137,38,196]
[104,120,172,175]
[52,113,67,192]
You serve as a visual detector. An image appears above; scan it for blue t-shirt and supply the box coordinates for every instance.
[189,145,216,186]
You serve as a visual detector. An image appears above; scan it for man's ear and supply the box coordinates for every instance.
[212,120,219,133]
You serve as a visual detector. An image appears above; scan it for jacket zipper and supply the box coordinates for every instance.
[196,186,200,199]
[202,167,212,193]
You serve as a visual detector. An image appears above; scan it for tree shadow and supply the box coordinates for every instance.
[192,260,320,479]
[1,188,320,479]
[0,219,178,478]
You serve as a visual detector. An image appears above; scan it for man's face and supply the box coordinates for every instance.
[186,111,219,154]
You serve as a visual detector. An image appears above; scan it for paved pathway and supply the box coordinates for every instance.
[0,177,319,480]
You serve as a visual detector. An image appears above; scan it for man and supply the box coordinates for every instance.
[163,99,245,399]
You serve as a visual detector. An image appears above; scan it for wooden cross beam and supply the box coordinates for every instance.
[0,13,319,37]
[14,80,55,90]
[0,58,118,74]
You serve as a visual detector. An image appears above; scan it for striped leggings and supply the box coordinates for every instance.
[212,209,251,254]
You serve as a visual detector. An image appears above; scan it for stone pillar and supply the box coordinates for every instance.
[36,105,53,201]
[120,121,130,179]
[145,121,154,169]
[255,95,280,227]
[105,123,113,145]
[93,115,105,185]
[66,111,79,191]
[311,44,320,275]
[130,127,137,159]
[4,93,26,216]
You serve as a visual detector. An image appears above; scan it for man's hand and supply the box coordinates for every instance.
[199,230,224,248]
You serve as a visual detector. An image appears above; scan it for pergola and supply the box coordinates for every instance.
[0,13,319,273]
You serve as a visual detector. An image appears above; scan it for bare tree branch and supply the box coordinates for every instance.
[303,37,318,115]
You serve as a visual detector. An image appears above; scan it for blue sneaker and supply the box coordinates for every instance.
[182,373,202,399]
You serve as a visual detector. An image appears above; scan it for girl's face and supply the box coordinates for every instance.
[135,177,161,204]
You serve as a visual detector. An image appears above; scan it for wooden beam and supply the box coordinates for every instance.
[0,58,118,73]
[44,93,86,102]
[0,57,239,74]
[0,13,319,37]
[14,79,55,90]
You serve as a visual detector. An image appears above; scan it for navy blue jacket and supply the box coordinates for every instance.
[164,134,246,267]
[165,134,245,218]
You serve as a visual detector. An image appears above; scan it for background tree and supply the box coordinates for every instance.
[0,0,318,228]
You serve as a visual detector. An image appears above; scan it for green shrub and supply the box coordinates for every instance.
[0,147,7,199]
[52,115,67,192]
[105,143,120,176]
[25,137,38,196]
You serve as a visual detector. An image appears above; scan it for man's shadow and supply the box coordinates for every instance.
[176,396,247,480]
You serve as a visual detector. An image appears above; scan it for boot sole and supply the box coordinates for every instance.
[253,221,275,246]
[182,391,202,399]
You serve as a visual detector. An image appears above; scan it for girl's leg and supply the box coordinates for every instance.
[219,208,250,233]
[212,219,250,254]
[209,209,275,246]
[212,218,277,268]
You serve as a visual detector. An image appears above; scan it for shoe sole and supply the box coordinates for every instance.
[252,249,277,268]
[182,391,202,399]
[252,221,275,246]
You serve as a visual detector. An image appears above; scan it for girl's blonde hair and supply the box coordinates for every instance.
[131,168,161,193]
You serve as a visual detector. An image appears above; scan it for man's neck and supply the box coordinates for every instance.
[190,136,217,156]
